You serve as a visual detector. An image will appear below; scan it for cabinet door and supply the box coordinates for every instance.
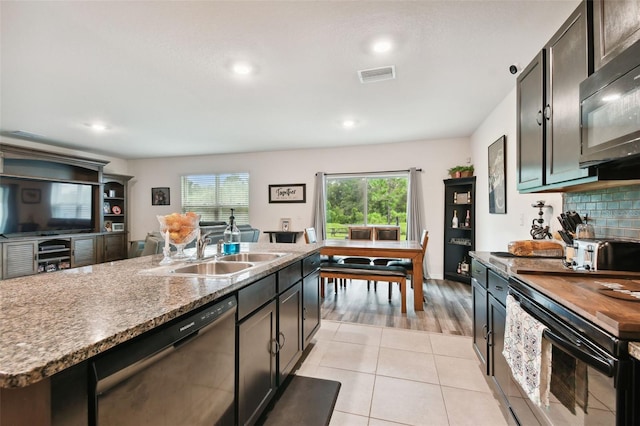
[593,0,640,70]
[278,282,303,383]
[238,300,277,426]
[102,233,125,262]
[472,278,488,372]
[2,241,38,279]
[545,2,591,185]
[303,270,321,347]
[488,295,509,400]
[517,51,545,191]
[71,236,96,267]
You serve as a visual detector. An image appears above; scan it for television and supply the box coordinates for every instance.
[0,176,95,237]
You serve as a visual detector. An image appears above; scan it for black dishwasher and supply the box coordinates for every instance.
[90,296,237,426]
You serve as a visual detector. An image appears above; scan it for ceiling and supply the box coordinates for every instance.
[0,1,579,160]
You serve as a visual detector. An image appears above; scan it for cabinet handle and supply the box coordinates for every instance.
[487,330,494,347]
[482,324,488,340]
[303,307,307,320]
[544,104,551,120]
[536,110,543,125]
[495,285,504,291]
[270,338,280,355]
[278,331,286,350]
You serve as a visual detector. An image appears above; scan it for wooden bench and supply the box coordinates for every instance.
[319,263,407,313]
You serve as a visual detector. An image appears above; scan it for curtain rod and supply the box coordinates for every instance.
[317,168,422,176]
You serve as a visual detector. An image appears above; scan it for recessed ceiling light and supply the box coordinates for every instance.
[85,122,108,132]
[372,39,392,54]
[342,119,356,128]
[232,62,253,75]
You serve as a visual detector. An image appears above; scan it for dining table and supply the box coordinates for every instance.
[320,239,425,311]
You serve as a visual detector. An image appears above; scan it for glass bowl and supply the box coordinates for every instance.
[157,213,200,261]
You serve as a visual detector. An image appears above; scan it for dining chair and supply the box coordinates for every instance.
[372,226,402,300]
[343,226,375,289]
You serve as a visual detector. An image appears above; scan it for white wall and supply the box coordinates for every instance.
[470,88,562,251]
[128,138,471,279]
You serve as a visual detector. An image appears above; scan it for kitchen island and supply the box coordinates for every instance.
[0,242,321,425]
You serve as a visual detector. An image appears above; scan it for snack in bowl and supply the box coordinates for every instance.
[157,212,200,258]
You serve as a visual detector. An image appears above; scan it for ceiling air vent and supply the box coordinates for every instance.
[358,65,396,83]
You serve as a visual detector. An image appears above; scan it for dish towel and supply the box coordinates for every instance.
[503,294,552,408]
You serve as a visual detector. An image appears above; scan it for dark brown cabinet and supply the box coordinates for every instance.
[517,2,593,192]
[471,259,488,370]
[71,236,96,268]
[101,173,132,262]
[443,177,475,284]
[99,233,126,263]
[278,282,303,383]
[593,0,640,70]
[517,51,545,191]
[303,270,321,346]
[238,299,277,426]
[2,241,38,279]
[544,1,592,185]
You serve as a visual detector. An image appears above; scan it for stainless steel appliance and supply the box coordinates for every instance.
[571,239,640,271]
[507,279,636,425]
[580,38,640,167]
[90,296,237,426]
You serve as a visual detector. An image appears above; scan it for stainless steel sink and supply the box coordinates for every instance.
[218,253,283,262]
[172,261,254,275]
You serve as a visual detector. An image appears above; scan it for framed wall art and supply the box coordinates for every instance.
[280,218,291,231]
[488,135,506,214]
[268,184,306,203]
[152,187,170,206]
[21,188,41,204]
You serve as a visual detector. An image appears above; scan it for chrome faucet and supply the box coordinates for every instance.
[196,231,216,260]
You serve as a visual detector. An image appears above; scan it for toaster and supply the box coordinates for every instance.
[572,239,640,272]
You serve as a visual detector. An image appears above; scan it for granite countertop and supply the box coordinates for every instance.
[0,242,319,388]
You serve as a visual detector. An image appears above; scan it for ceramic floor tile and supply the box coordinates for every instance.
[368,418,411,425]
[298,339,330,367]
[309,366,376,417]
[429,334,476,359]
[370,376,449,426]
[442,386,508,426]
[316,320,341,341]
[434,355,491,393]
[320,340,380,374]
[380,328,433,353]
[376,347,439,385]
[329,410,369,426]
[333,322,383,346]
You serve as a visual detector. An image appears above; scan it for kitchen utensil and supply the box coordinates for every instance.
[558,230,574,245]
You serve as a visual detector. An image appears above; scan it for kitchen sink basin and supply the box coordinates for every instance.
[172,261,254,275]
[218,253,283,262]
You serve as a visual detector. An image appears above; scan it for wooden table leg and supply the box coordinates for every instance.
[412,254,424,311]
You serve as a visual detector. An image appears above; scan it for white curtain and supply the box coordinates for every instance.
[407,167,428,277]
[312,172,326,240]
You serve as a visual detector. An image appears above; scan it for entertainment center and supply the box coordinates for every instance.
[0,144,132,280]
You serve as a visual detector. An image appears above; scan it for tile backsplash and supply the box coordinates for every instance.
[563,184,640,240]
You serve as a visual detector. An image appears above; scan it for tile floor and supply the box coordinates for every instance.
[295,320,508,426]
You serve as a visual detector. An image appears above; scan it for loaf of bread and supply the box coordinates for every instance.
[507,240,564,257]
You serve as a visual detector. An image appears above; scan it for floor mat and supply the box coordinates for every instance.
[257,375,341,426]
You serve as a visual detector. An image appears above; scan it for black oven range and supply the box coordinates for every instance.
[506,275,640,426]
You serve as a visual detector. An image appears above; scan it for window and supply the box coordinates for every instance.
[181,173,249,223]
[325,173,408,239]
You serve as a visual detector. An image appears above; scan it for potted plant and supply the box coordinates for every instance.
[448,165,474,178]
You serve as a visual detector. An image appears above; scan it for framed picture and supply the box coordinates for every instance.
[103,202,111,214]
[269,184,306,203]
[21,188,41,204]
[152,187,170,206]
[280,218,291,232]
[488,135,506,214]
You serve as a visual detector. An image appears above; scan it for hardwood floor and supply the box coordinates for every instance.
[320,278,472,336]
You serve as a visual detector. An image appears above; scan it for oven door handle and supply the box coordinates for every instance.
[543,329,615,376]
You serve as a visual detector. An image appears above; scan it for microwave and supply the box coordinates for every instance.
[580,38,640,167]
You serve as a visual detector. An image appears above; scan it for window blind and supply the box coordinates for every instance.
[181,173,249,224]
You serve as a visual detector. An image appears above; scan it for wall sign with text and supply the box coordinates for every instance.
[268,184,306,203]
